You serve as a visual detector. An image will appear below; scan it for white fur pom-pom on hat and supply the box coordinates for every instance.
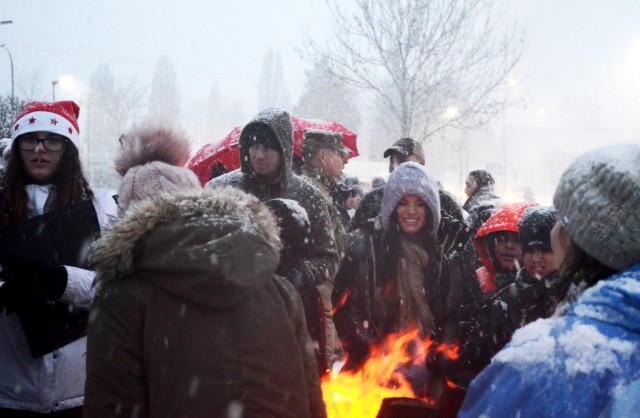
[116,124,202,214]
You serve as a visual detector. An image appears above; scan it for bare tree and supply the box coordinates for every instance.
[85,62,145,188]
[17,68,46,101]
[303,0,524,140]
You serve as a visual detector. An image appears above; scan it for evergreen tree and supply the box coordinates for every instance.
[294,63,360,132]
[148,56,181,126]
[257,49,291,111]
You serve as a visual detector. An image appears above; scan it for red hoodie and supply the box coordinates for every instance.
[473,202,539,292]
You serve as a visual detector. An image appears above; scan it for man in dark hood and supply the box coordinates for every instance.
[206,108,340,293]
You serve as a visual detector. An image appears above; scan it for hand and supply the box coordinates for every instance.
[0,255,68,303]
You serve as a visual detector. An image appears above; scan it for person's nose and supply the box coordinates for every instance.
[34,141,47,153]
[532,249,543,262]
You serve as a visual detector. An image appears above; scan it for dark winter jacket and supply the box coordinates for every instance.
[332,163,448,369]
[84,187,326,418]
[460,263,640,418]
[512,267,560,326]
[206,108,339,288]
[265,197,327,374]
[454,268,560,382]
[462,184,501,238]
[0,186,117,413]
[350,185,384,231]
[351,176,477,319]
[351,182,471,261]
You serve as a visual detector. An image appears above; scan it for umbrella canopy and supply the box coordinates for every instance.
[188,117,359,185]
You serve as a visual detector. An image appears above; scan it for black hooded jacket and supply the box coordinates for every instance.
[206,108,340,287]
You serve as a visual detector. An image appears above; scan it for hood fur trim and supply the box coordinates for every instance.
[91,186,281,287]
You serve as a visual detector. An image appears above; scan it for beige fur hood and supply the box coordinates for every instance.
[91,186,282,308]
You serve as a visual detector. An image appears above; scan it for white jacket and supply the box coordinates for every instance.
[0,185,117,413]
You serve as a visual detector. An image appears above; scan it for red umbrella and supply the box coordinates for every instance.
[188,117,359,185]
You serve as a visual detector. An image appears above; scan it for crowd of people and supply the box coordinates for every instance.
[0,101,638,418]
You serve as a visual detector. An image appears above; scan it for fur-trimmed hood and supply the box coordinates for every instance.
[91,186,282,308]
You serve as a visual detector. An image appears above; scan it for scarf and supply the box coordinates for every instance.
[396,237,437,337]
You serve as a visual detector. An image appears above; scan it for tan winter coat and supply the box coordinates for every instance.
[83,187,326,418]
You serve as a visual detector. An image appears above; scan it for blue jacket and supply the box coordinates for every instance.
[459,263,640,418]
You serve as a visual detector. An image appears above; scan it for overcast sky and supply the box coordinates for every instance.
[2,0,640,200]
[2,1,638,115]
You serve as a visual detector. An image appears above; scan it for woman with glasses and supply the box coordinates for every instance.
[0,101,117,417]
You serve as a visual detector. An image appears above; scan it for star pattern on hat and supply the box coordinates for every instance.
[29,117,36,124]
[50,118,58,126]
[13,123,19,131]
[68,127,73,134]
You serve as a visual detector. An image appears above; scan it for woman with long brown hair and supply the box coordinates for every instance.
[0,101,117,417]
[332,162,445,371]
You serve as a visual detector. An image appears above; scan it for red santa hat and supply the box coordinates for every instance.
[10,101,81,149]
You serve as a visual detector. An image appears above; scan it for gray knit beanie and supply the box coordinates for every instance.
[380,161,441,238]
[116,124,202,214]
[553,144,640,271]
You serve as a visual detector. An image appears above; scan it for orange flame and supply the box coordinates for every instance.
[331,290,351,316]
[321,328,459,418]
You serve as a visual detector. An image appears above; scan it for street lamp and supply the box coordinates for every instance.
[0,45,14,108]
[52,80,59,101]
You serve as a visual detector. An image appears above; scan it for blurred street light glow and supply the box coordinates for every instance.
[444,106,459,120]
[52,76,76,101]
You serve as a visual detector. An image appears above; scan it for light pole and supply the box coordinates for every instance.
[52,80,59,101]
[0,45,14,108]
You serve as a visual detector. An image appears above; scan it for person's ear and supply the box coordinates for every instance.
[319,148,329,163]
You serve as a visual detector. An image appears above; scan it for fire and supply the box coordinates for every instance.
[331,290,350,316]
[321,328,459,418]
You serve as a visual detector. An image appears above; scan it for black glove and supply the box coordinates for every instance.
[0,255,68,312]
[0,281,18,315]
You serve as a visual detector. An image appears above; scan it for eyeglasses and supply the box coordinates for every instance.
[17,135,66,152]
